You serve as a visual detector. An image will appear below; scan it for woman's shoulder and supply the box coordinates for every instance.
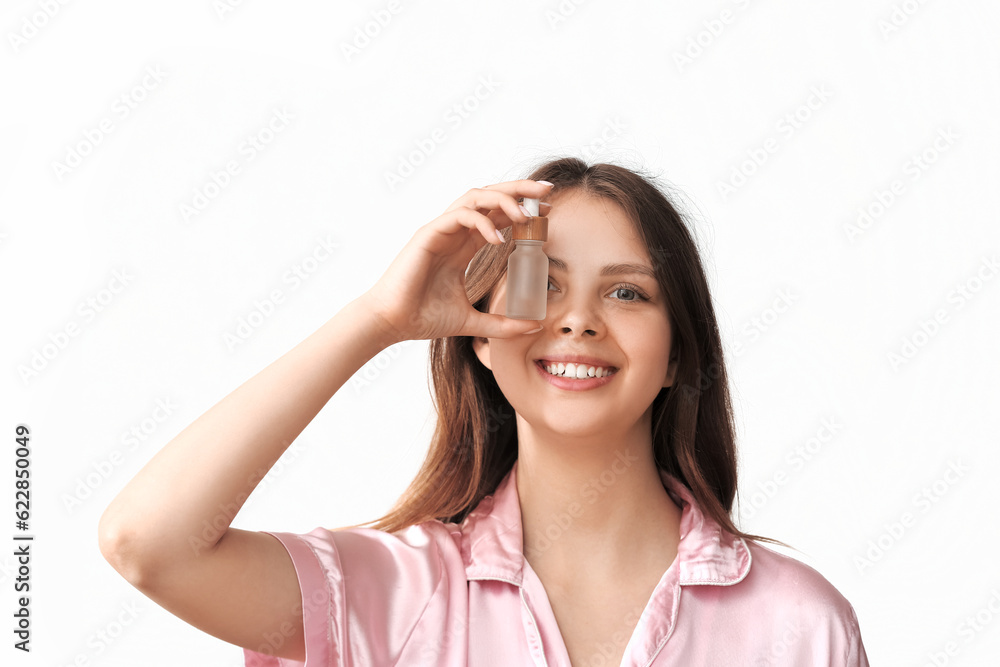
[676,537,870,665]
[290,518,464,560]
[265,520,468,620]
[246,521,470,666]
[742,538,859,619]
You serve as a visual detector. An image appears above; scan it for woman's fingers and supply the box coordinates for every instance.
[444,187,522,223]
[445,181,554,227]
[486,199,552,222]
[434,186,550,250]
[427,206,508,250]
[459,309,544,339]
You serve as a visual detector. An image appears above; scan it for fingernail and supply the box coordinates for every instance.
[495,228,505,243]
[518,203,530,217]
[522,326,543,334]
[537,180,553,186]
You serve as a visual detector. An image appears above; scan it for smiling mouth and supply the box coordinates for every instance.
[535,360,619,379]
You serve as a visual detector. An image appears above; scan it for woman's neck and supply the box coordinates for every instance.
[515,434,682,583]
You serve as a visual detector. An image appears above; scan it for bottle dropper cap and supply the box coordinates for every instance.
[512,197,548,241]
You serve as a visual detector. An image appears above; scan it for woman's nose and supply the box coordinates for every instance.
[547,292,603,337]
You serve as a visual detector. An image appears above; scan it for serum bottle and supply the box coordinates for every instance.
[505,197,548,320]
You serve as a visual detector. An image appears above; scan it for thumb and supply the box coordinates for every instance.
[463,311,544,339]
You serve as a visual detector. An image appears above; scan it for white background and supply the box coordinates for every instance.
[2,1,998,665]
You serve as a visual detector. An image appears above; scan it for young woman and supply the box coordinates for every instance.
[99,158,869,666]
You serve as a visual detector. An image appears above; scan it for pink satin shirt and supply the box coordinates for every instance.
[243,459,869,666]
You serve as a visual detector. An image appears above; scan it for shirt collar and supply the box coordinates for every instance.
[460,458,751,586]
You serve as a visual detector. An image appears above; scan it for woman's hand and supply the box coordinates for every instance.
[362,179,554,344]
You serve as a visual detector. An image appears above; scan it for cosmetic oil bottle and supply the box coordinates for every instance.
[505,197,548,320]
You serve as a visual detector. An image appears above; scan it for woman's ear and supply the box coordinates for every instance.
[663,350,678,388]
[472,286,503,372]
[472,335,493,371]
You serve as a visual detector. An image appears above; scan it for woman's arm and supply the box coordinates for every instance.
[97,293,398,660]
[98,179,550,661]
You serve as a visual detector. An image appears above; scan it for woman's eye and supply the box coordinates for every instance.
[611,283,649,302]
[612,286,639,301]
[546,278,648,302]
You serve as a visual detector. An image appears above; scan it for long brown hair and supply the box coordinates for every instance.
[339,157,786,549]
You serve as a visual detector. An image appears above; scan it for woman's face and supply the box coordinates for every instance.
[473,188,677,441]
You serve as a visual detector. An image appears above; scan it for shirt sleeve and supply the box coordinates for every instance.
[242,523,454,667]
[843,603,870,667]
[735,542,872,667]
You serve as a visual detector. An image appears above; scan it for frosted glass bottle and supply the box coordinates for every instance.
[505,198,548,320]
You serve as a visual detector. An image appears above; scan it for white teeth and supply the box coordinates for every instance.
[542,361,615,378]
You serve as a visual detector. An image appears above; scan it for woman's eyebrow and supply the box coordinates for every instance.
[547,255,657,280]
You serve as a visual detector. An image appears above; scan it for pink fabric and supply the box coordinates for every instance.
[243,459,869,666]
